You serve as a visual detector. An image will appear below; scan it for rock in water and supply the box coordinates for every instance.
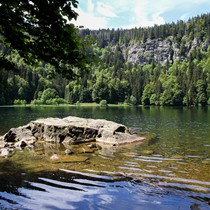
[50,154,59,160]
[0,116,146,155]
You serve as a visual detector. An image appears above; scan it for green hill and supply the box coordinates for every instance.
[1,13,210,106]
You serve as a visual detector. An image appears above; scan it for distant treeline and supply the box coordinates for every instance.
[0,13,210,106]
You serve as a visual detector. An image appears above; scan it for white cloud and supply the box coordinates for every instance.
[87,0,94,13]
[70,0,109,29]
[96,2,117,18]
[74,0,210,29]
[72,8,108,29]
[123,0,166,28]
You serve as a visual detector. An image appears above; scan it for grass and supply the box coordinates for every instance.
[1,102,132,108]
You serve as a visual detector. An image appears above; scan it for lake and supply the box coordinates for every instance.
[0,106,210,210]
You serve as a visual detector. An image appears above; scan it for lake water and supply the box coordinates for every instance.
[0,106,210,210]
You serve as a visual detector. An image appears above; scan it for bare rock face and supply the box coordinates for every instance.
[0,116,146,157]
[121,37,209,66]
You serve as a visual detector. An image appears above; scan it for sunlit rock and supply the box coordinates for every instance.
[0,116,146,157]
[14,140,27,148]
[0,148,13,157]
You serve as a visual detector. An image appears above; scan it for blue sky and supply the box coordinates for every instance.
[72,0,210,29]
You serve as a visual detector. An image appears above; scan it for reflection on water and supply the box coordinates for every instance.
[1,168,209,210]
[0,106,210,209]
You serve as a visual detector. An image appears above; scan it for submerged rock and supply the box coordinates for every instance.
[64,148,74,155]
[50,155,89,163]
[0,116,146,157]
[140,150,154,155]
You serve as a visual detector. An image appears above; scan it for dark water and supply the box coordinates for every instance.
[0,106,210,210]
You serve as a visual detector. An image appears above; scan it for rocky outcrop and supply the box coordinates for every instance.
[122,38,174,65]
[0,116,145,157]
[121,37,209,66]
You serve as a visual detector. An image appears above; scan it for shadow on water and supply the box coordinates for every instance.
[0,157,210,210]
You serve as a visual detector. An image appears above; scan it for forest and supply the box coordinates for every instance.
[0,13,210,106]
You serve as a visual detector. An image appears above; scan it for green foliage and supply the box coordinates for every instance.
[41,88,58,102]
[129,95,137,106]
[99,100,108,107]
[196,80,207,105]
[160,76,183,106]
[30,99,43,105]
[14,99,26,105]
[1,13,210,106]
[0,0,93,78]
[141,82,155,105]
[46,98,68,105]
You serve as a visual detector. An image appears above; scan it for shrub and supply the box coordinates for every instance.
[46,98,68,105]
[14,99,27,105]
[30,99,43,105]
[100,99,108,107]
[76,101,80,106]
[129,95,137,106]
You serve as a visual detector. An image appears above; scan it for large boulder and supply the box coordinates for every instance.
[0,116,146,156]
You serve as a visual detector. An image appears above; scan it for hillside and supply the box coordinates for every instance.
[1,13,210,106]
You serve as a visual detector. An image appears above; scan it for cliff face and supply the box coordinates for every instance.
[120,37,209,66]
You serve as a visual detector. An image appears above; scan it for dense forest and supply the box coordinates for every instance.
[1,13,210,106]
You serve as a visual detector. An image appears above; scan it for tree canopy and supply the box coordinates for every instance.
[0,12,210,106]
[0,0,92,78]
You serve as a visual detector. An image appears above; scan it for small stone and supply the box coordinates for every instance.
[50,154,59,160]
[64,149,73,155]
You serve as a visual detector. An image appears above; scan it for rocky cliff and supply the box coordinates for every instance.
[121,37,209,66]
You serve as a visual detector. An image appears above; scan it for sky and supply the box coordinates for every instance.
[71,0,210,29]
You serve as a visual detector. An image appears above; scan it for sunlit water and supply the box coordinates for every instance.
[0,106,210,210]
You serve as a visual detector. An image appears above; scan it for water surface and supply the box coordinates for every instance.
[0,106,210,209]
